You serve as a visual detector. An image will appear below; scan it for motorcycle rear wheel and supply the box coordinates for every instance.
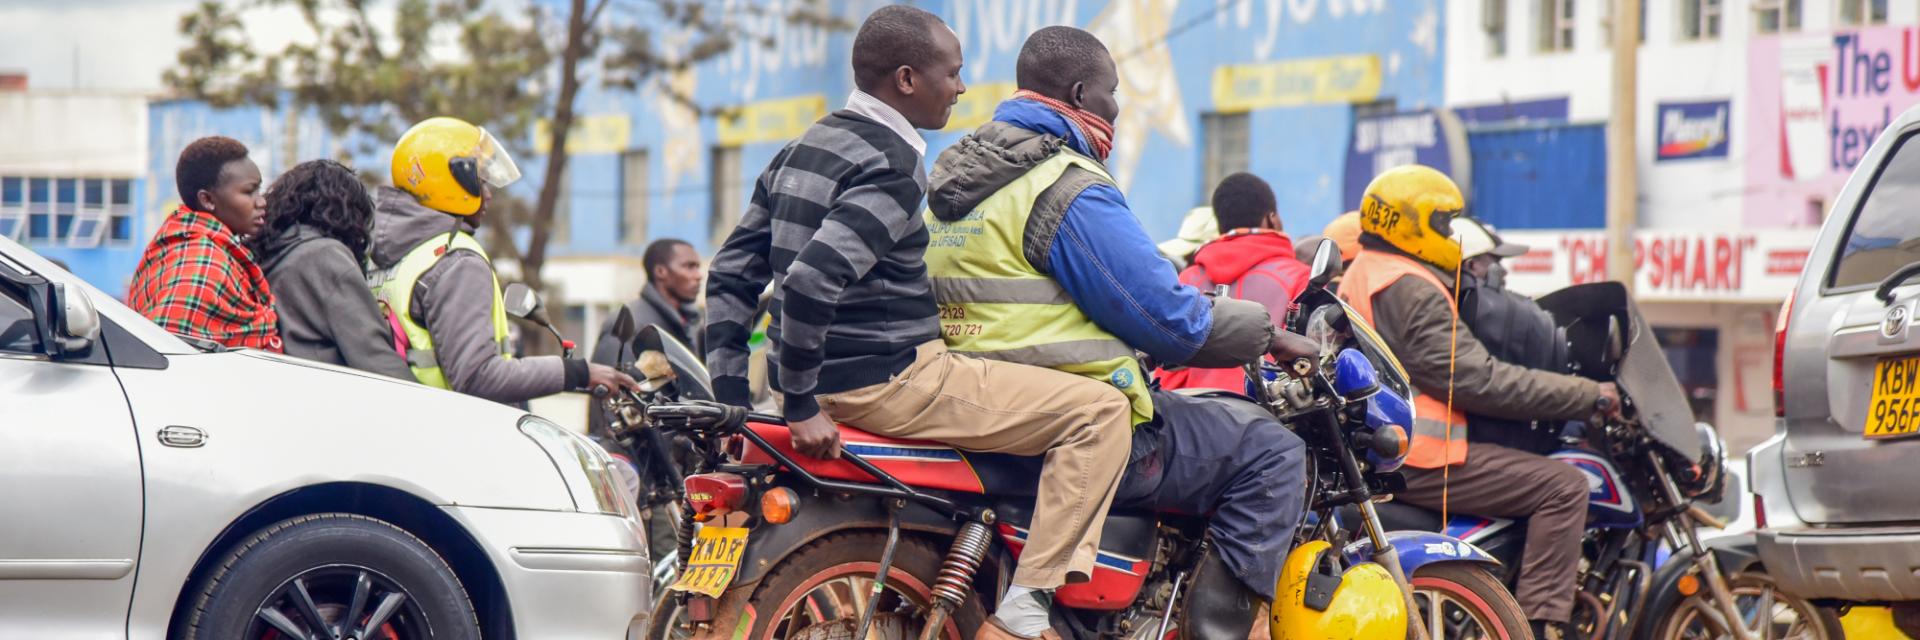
[1651,574,1841,640]
[1410,563,1531,640]
[654,531,988,640]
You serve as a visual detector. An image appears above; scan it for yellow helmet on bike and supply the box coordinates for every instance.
[389,117,522,216]
[1358,164,1466,272]
[1270,540,1408,640]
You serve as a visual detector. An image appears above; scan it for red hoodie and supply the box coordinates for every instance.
[1159,230,1308,392]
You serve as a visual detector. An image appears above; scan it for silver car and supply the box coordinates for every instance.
[0,238,651,638]
[1753,102,1920,627]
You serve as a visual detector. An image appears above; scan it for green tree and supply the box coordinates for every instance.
[164,0,844,296]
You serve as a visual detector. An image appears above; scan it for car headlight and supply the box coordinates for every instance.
[519,415,640,521]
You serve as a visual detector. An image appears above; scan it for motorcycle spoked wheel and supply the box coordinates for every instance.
[1651,574,1842,640]
[654,531,988,640]
[1409,563,1532,640]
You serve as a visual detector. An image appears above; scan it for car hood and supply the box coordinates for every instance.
[119,349,576,512]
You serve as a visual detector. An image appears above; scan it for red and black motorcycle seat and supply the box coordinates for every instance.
[739,421,1047,496]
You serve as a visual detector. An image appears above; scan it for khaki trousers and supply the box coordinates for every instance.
[814,340,1133,588]
[1397,441,1590,622]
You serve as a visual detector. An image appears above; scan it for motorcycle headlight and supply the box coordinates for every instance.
[519,415,640,520]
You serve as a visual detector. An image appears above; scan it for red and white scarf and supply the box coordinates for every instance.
[1014,89,1115,161]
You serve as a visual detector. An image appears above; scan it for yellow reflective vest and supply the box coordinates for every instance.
[924,151,1154,425]
[367,231,512,390]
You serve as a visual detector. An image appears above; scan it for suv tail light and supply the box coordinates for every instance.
[1753,493,1768,531]
[1773,290,1795,417]
[684,473,748,522]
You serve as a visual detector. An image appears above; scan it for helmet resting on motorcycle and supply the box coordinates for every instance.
[1271,540,1407,640]
[1358,165,1466,272]
[390,116,523,216]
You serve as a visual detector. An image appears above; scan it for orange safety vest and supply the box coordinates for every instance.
[1338,250,1470,469]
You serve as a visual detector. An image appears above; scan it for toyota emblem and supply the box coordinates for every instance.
[1885,305,1911,339]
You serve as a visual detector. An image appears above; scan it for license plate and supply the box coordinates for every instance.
[1867,355,1920,439]
[668,526,749,598]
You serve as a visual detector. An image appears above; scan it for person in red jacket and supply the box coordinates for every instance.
[1160,172,1308,391]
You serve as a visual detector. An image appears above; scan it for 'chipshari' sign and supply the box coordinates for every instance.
[1656,100,1731,161]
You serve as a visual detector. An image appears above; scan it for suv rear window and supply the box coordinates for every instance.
[1832,132,1920,288]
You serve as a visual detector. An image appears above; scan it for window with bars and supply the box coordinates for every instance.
[1680,0,1721,40]
[0,176,136,246]
[1200,113,1251,202]
[620,149,650,247]
[1754,0,1803,33]
[1538,0,1576,52]
[710,146,744,250]
[1838,0,1888,25]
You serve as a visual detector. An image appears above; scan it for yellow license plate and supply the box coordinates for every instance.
[669,526,749,598]
[1867,356,1920,439]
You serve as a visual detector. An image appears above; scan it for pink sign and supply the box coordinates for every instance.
[1746,27,1920,227]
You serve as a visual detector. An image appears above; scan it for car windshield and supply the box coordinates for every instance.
[1831,131,1920,289]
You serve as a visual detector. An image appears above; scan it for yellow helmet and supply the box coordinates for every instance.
[1271,540,1408,640]
[390,117,523,216]
[1358,165,1466,271]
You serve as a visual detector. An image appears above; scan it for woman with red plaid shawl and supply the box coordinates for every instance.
[128,136,283,352]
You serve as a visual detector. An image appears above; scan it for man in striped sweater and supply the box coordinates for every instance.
[703,6,1133,639]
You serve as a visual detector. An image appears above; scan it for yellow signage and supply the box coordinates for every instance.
[943,82,1018,132]
[717,95,828,146]
[1211,55,1382,113]
[534,114,632,155]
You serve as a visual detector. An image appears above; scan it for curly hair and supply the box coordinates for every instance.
[249,160,377,268]
[175,136,252,209]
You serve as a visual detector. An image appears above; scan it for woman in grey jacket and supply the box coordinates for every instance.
[250,160,414,380]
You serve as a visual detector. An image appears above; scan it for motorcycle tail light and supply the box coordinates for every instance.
[684,473,748,522]
[760,487,799,525]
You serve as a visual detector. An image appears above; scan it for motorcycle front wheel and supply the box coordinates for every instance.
[1410,563,1532,640]
[649,531,987,640]
[1651,574,1841,640]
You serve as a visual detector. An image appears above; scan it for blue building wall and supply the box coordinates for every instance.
[126,0,1447,292]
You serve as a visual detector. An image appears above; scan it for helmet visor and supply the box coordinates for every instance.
[475,128,522,189]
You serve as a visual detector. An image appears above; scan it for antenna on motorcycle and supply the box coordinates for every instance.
[1308,237,1340,292]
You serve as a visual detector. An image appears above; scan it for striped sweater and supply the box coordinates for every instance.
[705,111,940,421]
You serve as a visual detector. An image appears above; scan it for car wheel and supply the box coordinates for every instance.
[179,513,480,640]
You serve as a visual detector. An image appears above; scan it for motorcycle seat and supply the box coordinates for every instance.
[739,420,1046,496]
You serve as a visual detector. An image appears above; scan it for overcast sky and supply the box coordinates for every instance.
[0,0,374,93]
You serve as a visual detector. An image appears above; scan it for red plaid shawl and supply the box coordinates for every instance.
[128,206,283,352]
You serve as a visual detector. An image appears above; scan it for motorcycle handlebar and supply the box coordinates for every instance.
[644,401,748,428]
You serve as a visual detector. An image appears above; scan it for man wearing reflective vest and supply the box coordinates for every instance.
[367,117,638,403]
[1337,164,1623,638]
[924,26,1314,640]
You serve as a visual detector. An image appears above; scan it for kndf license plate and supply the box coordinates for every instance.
[669,526,748,598]
[1867,355,1920,439]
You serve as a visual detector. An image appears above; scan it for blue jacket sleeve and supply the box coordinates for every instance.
[1046,184,1214,364]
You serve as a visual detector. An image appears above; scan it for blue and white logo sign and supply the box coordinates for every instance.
[1656,100,1731,161]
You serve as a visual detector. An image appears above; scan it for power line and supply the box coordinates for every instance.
[1116,0,1249,62]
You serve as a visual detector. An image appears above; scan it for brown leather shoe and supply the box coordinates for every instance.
[974,617,1061,640]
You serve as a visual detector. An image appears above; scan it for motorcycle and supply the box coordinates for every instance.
[1361,281,1836,640]
[623,240,1525,639]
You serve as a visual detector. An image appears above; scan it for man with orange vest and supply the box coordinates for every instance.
[1336,165,1622,639]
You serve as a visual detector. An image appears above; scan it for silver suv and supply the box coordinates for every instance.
[1753,102,1920,627]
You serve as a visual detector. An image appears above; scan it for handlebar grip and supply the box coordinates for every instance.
[591,384,609,398]
[1595,395,1616,412]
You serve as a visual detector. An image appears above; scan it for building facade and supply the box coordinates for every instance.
[1445,0,1920,451]
[0,90,151,293]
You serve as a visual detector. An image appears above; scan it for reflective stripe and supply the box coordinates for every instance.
[931,277,1072,305]
[407,349,437,369]
[1411,417,1466,442]
[953,338,1135,368]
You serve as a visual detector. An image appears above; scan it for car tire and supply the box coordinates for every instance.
[177,513,480,640]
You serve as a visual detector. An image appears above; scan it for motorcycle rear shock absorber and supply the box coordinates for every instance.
[676,506,697,574]
[919,511,995,640]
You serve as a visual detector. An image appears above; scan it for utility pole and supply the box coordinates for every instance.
[1607,0,1640,290]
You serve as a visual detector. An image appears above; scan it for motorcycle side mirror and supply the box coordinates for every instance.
[1308,238,1340,292]
[612,306,637,344]
[503,282,542,321]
